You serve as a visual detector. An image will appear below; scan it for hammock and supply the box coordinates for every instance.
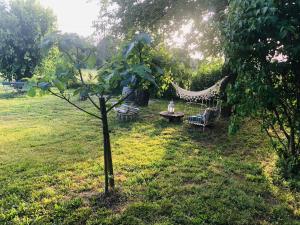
[171,76,228,128]
[171,76,228,102]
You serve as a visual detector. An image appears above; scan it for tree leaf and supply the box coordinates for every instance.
[124,42,136,58]
[53,79,65,92]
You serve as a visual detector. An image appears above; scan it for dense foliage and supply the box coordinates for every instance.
[0,0,56,81]
[33,47,76,88]
[224,0,300,176]
[190,59,224,91]
[98,34,163,95]
[95,36,117,67]
[98,37,193,101]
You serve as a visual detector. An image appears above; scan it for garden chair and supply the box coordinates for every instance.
[187,107,220,130]
[114,104,139,122]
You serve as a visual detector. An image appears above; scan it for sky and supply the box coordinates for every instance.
[39,0,99,37]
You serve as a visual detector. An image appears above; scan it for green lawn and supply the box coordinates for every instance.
[0,89,299,225]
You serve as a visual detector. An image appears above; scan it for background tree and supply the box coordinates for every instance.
[95,36,117,67]
[95,0,228,58]
[0,0,56,81]
[224,0,300,177]
[31,33,164,194]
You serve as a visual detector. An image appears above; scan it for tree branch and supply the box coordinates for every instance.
[105,95,113,103]
[273,108,290,140]
[82,48,93,63]
[256,115,287,151]
[77,68,101,110]
[48,89,102,120]
[269,123,288,151]
[106,89,136,113]
[62,50,76,65]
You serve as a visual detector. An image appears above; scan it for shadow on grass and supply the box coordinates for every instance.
[104,113,299,224]
[89,189,128,212]
[141,119,300,225]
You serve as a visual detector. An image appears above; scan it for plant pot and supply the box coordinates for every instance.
[122,86,135,102]
[135,89,150,106]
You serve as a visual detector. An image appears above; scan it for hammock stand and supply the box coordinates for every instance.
[171,76,228,129]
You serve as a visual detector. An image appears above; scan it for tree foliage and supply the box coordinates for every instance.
[0,0,56,81]
[95,0,228,58]
[95,36,117,67]
[224,0,300,176]
[98,34,178,99]
[191,58,224,91]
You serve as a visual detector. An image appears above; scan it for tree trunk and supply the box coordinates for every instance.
[220,67,237,118]
[99,97,115,194]
[289,127,296,156]
[135,89,150,106]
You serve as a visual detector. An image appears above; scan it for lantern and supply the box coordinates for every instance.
[168,100,175,114]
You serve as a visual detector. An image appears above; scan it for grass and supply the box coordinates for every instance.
[0,88,299,225]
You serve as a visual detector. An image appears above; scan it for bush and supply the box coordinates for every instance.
[277,155,300,179]
[190,59,224,91]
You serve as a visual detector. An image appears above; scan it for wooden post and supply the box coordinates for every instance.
[99,96,115,194]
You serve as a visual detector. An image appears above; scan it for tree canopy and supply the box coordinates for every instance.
[95,0,228,58]
[0,0,56,81]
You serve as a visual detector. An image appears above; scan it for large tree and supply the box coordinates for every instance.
[95,0,228,58]
[224,0,300,176]
[0,0,56,81]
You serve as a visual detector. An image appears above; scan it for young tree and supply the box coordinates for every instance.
[224,0,300,176]
[30,33,163,194]
[0,0,56,81]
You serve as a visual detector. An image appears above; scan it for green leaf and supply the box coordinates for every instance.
[132,65,151,77]
[262,7,268,15]
[131,64,157,86]
[53,79,65,92]
[73,88,81,96]
[124,42,136,58]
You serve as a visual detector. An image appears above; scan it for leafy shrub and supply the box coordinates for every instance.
[190,59,224,91]
[160,60,192,99]
[33,47,77,88]
[277,155,300,179]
